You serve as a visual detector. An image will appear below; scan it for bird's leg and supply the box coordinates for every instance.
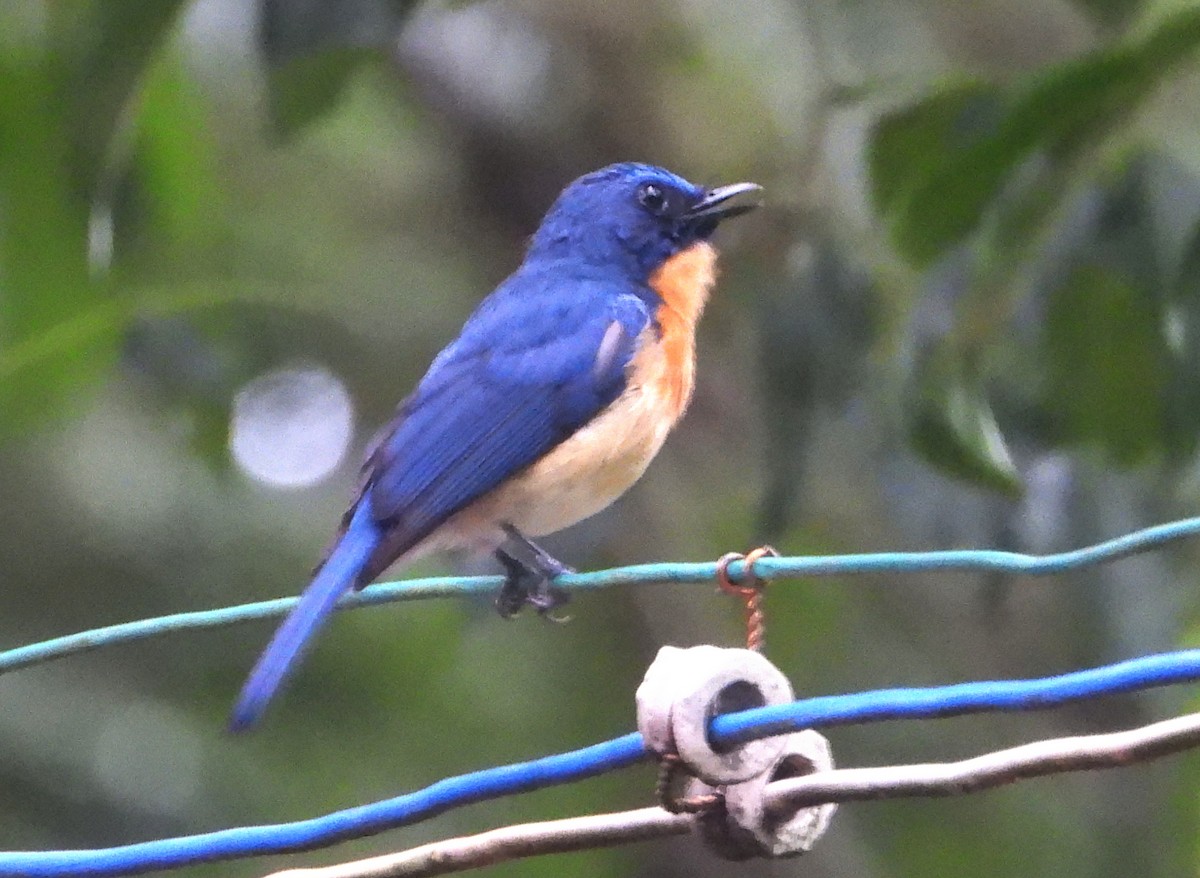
[502,524,573,578]
[494,547,537,619]
[493,524,572,619]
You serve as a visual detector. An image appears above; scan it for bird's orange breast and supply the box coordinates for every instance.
[645,241,718,416]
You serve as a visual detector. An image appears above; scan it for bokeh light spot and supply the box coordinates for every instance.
[229,366,354,488]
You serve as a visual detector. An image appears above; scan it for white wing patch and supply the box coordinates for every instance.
[593,319,626,380]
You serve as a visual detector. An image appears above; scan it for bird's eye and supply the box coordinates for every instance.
[637,183,668,215]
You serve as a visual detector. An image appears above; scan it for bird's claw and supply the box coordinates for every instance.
[529,583,572,622]
[495,529,573,620]
[495,564,573,620]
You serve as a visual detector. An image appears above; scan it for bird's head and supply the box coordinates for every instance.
[527,163,761,282]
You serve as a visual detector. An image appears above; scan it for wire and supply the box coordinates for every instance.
[261,808,688,878]
[767,710,1200,807]
[5,515,1200,875]
[0,735,646,877]
[5,515,1200,676]
[259,712,1200,878]
[710,649,1200,746]
[5,649,1200,876]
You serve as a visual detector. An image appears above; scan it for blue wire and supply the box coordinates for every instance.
[5,515,1200,676]
[0,734,647,877]
[711,649,1200,745]
[5,649,1200,876]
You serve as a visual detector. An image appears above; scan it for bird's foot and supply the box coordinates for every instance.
[495,526,573,620]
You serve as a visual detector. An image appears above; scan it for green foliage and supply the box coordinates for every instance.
[0,52,115,433]
[871,8,1200,269]
[1044,265,1168,462]
[869,81,1006,268]
[905,348,1023,496]
[259,0,419,138]
[868,8,1200,490]
[135,54,223,251]
[267,47,384,139]
[1163,210,1200,459]
[0,1,220,436]
[50,1,192,185]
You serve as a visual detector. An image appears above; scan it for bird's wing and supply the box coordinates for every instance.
[358,286,651,580]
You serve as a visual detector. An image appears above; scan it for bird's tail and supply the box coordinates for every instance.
[228,499,380,732]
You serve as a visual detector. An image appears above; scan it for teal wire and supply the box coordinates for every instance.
[4,515,1200,676]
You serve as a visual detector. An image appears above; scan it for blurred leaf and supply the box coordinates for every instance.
[259,0,421,138]
[120,48,232,466]
[1044,265,1167,463]
[1069,0,1144,28]
[121,316,240,469]
[133,50,224,251]
[50,1,190,189]
[260,0,417,59]
[0,55,117,435]
[905,348,1023,496]
[267,47,383,140]
[868,82,1003,220]
[1027,157,1186,464]
[0,7,228,437]
[870,7,1200,267]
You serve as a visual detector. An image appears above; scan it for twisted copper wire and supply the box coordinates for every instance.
[715,546,777,652]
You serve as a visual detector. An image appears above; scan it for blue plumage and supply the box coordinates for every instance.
[229,500,381,732]
[230,163,760,730]
[369,278,646,530]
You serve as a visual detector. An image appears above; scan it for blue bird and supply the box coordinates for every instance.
[230,163,761,730]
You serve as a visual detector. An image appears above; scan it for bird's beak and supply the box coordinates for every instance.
[684,182,763,221]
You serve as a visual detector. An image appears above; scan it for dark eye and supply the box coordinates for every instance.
[637,183,668,215]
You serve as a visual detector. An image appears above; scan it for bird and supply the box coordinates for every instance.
[229,162,761,731]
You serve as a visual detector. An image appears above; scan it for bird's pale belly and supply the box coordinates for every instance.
[490,382,675,537]
[424,326,692,553]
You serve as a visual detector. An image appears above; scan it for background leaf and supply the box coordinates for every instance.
[1044,265,1167,463]
[259,0,419,138]
[905,345,1024,496]
[0,55,115,433]
[871,7,1200,267]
